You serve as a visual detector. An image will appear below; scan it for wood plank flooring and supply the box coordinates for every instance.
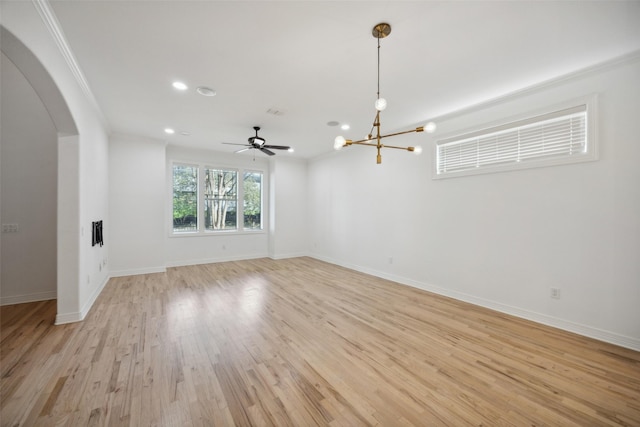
[1,257,639,426]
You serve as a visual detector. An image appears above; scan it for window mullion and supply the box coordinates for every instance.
[199,165,205,233]
[238,170,245,231]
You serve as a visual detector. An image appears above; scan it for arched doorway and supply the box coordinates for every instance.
[1,26,79,320]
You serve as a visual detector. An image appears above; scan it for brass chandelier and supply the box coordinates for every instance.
[333,23,436,164]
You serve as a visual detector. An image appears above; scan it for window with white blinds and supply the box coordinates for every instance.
[435,102,596,178]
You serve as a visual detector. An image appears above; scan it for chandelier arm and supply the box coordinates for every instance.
[369,110,379,138]
[348,141,414,151]
[379,144,416,151]
[379,127,424,139]
[349,141,379,147]
[348,127,422,146]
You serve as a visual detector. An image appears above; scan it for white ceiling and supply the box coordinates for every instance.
[49,1,640,159]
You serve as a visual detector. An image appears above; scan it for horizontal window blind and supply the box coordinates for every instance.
[436,105,588,176]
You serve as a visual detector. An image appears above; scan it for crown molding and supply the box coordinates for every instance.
[32,0,110,132]
[427,49,640,125]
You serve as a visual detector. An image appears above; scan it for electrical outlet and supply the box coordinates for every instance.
[550,288,561,299]
[2,224,19,233]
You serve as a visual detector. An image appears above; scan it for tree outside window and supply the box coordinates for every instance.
[205,169,237,230]
[172,164,263,233]
[243,172,262,230]
[173,165,198,232]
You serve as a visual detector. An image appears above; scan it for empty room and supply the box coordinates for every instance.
[1,1,639,425]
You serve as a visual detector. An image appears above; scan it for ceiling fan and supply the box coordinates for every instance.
[223,126,290,156]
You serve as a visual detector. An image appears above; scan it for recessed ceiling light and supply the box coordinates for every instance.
[327,121,339,127]
[196,86,216,97]
[341,124,350,130]
[172,81,188,90]
[164,128,175,134]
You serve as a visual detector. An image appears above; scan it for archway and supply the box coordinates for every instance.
[1,26,79,321]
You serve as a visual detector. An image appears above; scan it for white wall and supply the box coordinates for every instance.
[78,108,110,318]
[308,54,640,350]
[269,157,308,259]
[109,134,166,276]
[1,52,57,305]
[1,2,110,323]
[108,142,310,271]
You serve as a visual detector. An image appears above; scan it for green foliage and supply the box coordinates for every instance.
[173,166,197,226]
[243,172,261,216]
[205,169,238,229]
[172,167,263,231]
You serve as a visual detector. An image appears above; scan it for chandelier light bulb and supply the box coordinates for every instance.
[424,121,437,133]
[374,98,387,111]
[334,136,346,150]
[413,146,423,155]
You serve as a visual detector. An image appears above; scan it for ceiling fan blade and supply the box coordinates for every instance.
[235,147,251,154]
[260,148,276,156]
[263,145,290,150]
[222,142,250,146]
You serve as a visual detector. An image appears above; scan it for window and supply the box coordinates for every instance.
[243,171,263,230]
[435,97,597,179]
[172,165,198,232]
[172,164,263,234]
[205,169,237,230]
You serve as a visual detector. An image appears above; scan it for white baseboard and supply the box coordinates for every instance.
[0,290,56,306]
[269,251,308,260]
[310,254,640,352]
[55,311,82,325]
[109,266,166,278]
[55,274,110,325]
[80,274,110,320]
[166,253,267,268]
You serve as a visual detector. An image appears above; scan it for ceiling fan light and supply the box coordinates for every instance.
[374,98,387,111]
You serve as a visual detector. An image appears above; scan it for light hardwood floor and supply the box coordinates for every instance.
[1,257,639,426]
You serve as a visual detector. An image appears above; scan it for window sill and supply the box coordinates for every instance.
[169,230,266,238]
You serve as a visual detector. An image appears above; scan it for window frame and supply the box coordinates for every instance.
[204,167,239,232]
[433,94,598,179]
[242,170,264,231]
[171,162,200,234]
[170,162,266,237]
